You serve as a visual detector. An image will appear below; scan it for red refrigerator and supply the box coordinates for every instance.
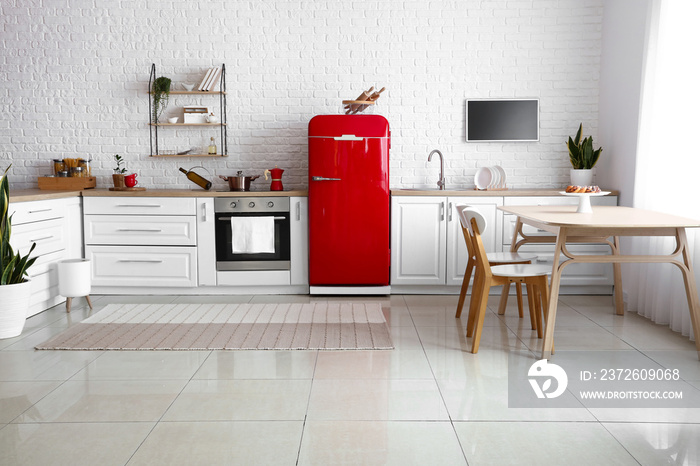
[308,114,391,293]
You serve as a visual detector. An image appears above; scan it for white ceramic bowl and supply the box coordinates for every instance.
[181,83,195,92]
[168,117,178,124]
[207,116,219,124]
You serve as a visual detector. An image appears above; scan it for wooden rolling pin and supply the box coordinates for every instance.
[344,87,373,114]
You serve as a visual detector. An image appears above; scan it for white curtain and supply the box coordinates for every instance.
[624,0,700,340]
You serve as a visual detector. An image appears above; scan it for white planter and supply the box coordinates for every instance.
[0,280,31,339]
[570,169,594,186]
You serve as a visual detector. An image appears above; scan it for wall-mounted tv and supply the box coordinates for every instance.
[466,99,539,142]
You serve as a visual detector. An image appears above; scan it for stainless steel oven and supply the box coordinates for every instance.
[214,197,291,271]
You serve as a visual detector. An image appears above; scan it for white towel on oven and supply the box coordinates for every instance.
[230,217,275,253]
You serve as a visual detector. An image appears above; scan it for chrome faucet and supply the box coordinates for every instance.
[428,149,445,190]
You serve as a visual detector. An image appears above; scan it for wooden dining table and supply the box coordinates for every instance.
[499,204,700,360]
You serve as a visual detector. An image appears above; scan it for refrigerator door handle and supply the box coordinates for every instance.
[311,176,341,181]
[333,134,363,141]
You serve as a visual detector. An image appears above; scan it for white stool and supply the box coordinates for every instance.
[57,258,93,313]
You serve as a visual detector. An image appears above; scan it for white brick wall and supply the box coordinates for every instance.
[1,0,603,191]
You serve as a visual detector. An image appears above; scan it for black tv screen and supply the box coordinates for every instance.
[466,99,539,142]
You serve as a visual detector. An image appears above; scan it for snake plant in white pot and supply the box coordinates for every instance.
[566,123,603,186]
[0,165,37,339]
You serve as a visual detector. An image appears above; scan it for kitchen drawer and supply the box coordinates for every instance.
[8,198,66,225]
[503,195,618,207]
[83,197,196,216]
[86,245,197,287]
[11,218,66,256]
[28,248,67,276]
[84,215,197,246]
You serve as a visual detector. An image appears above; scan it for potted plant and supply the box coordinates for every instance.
[566,123,602,186]
[0,165,37,339]
[151,76,172,124]
[112,154,126,188]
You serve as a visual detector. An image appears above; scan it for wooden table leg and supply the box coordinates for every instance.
[676,228,700,360]
[612,236,625,315]
[541,228,567,359]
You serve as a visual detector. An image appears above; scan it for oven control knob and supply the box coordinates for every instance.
[229,201,237,209]
[248,201,255,208]
[267,201,274,208]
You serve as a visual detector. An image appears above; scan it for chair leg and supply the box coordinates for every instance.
[86,295,93,310]
[470,283,491,354]
[516,283,524,318]
[526,284,537,330]
[455,258,474,318]
[466,269,484,338]
[65,297,72,313]
[497,282,510,315]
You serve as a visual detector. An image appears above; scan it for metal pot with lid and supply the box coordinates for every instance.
[219,171,261,191]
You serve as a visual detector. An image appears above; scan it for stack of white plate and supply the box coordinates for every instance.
[474,166,506,190]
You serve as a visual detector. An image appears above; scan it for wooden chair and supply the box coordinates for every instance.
[455,205,551,353]
[454,209,538,321]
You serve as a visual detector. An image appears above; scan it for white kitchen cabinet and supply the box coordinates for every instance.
[196,198,216,286]
[390,196,501,287]
[391,197,446,285]
[390,193,618,294]
[8,196,82,316]
[290,196,309,286]
[84,197,198,289]
[87,246,197,288]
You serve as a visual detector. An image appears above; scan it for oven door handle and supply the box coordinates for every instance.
[217,216,287,221]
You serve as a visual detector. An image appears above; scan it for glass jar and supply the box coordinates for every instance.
[78,159,90,177]
[71,166,84,177]
[53,159,64,176]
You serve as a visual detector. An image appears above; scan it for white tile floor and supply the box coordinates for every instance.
[1,293,699,465]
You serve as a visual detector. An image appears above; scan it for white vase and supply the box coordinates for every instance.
[0,280,31,339]
[570,169,594,186]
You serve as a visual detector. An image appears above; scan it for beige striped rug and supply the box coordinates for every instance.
[35,302,393,351]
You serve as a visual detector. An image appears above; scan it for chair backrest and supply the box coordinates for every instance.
[455,204,486,237]
[455,204,490,273]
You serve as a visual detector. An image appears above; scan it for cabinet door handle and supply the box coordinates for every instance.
[296,201,300,221]
[116,204,162,208]
[30,235,54,242]
[116,228,162,232]
[29,208,52,214]
[117,259,164,263]
[440,202,445,221]
[201,203,207,222]
[448,202,453,222]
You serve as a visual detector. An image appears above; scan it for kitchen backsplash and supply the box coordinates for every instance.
[2,1,603,191]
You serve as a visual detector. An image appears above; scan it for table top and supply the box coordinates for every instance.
[499,205,700,229]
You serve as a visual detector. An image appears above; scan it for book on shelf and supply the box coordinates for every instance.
[204,66,221,91]
[198,67,214,91]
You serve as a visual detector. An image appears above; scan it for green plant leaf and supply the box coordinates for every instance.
[574,123,582,146]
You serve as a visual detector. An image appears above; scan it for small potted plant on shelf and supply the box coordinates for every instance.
[151,76,172,124]
[0,165,37,339]
[113,154,127,188]
[566,123,603,186]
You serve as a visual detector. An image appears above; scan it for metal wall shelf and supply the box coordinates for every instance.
[148,63,228,157]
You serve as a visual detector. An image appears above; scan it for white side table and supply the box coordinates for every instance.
[57,259,93,313]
